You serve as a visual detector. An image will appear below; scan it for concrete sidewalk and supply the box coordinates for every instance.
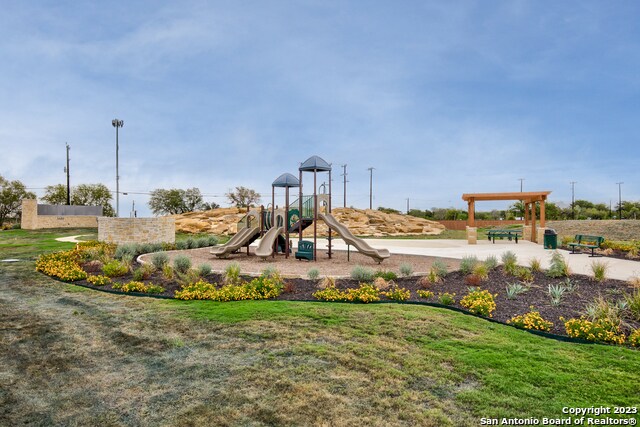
[309,238,640,281]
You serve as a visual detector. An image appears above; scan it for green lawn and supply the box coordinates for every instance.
[1,229,638,426]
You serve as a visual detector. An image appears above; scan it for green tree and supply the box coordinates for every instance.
[0,175,36,226]
[378,207,401,215]
[43,183,115,216]
[148,187,208,215]
[226,186,261,208]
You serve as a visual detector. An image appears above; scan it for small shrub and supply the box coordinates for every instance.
[162,264,174,280]
[82,260,104,273]
[399,263,413,277]
[176,240,188,250]
[345,283,381,303]
[459,255,478,275]
[562,317,626,345]
[438,292,456,306]
[431,259,448,277]
[548,284,566,306]
[207,235,219,246]
[102,260,129,278]
[132,267,146,281]
[417,290,434,300]
[590,260,608,282]
[505,282,528,299]
[374,277,391,291]
[86,275,112,286]
[139,243,153,255]
[115,243,137,260]
[319,276,336,289]
[351,265,375,282]
[120,253,134,266]
[472,263,489,281]
[283,281,296,293]
[383,285,410,301]
[174,280,216,300]
[261,265,279,279]
[198,263,212,277]
[483,255,498,270]
[374,270,397,281]
[196,237,210,248]
[307,268,320,281]
[185,237,196,249]
[460,289,497,317]
[464,274,482,286]
[313,284,347,302]
[627,247,639,259]
[529,258,542,273]
[561,278,578,293]
[515,267,533,283]
[224,262,242,285]
[176,269,201,286]
[629,329,640,347]
[113,280,164,294]
[508,310,553,332]
[151,252,169,269]
[583,296,627,329]
[501,251,518,274]
[174,255,192,274]
[547,252,570,278]
[625,290,640,322]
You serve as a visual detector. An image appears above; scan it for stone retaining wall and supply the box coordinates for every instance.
[21,199,98,230]
[98,217,175,245]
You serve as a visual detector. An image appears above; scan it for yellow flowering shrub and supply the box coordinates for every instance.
[113,280,164,294]
[629,329,640,347]
[86,275,112,286]
[562,317,626,345]
[460,289,497,317]
[312,285,347,302]
[508,310,553,332]
[174,275,283,301]
[417,290,434,300]
[174,280,217,300]
[102,260,129,277]
[35,251,87,282]
[76,241,116,260]
[313,283,380,303]
[383,286,410,301]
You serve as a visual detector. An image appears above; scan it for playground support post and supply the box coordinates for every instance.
[285,185,290,258]
[328,168,332,259]
[299,169,303,241]
[313,169,317,261]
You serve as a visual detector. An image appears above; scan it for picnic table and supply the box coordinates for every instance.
[486,229,522,244]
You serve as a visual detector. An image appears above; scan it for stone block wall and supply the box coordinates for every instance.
[98,217,175,245]
[21,199,98,230]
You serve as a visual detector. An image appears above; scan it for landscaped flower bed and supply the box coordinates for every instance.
[36,243,640,346]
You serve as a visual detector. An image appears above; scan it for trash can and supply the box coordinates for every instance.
[543,229,557,249]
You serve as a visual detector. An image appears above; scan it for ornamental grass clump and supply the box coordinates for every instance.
[151,252,169,270]
[459,255,478,275]
[460,289,497,317]
[173,255,192,274]
[547,252,570,278]
[102,259,129,278]
[35,250,87,282]
[562,317,626,345]
[351,265,375,282]
[508,310,553,332]
[625,290,640,322]
[224,262,242,285]
[399,263,413,277]
[374,270,398,281]
[198,263,212,277]
[515,266,534,283]
[307,268,320,281]
[483,255,498,270]
[383,284,410,301]
[162,264,174,280]
[132,264,155,281]
[86,275,112,286]
[501,251,518,275]
[529,258,542,273]
[471,263,489,281]
[583,296,627,330]
[431,259,449,278]
[590,260,609,282]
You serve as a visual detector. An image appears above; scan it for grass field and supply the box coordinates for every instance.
[1,229,639,426]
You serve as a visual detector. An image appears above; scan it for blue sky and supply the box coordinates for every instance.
[1,1,639,217]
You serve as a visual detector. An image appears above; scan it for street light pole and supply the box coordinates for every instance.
[341,164,347,208]
[616,182,624,220]
[518,178,524,192]
[367,167,375,210]
[570,181,576,220]
[65,143,71,205]
[112,119,124,217]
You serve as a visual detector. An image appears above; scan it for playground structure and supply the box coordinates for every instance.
[211,155,390,263]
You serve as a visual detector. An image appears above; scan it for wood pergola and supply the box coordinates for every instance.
[461,191,552,242]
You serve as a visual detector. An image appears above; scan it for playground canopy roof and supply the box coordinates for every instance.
[299,155,331,172]
[462,191,551,203]
[272,173,300,188]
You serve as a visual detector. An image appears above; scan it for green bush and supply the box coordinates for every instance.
[529,258,542,272]
[102,260,129,277]
[590,260,608,282]
[198,263,212,277]
[399,263,413,277]
[483,255,498,270]
[471,263,489,281]
[459,255,478,275]
[196,237,210,248]
[515,267,533,283]
[207,235,219,246]
[224,262,242,285]
[501,251,518,275]
[151,252,169,270]
[351,265,375,282]
[438,292,456,306]
[374,270,398,281]
[431,259,448,277]
[307,268,320,281]
[176,240,189,250]
[185,237,196,249]
[173,255,192,274]
[625,290,640,322]
[547,252,570,278]
[115,243,137,260]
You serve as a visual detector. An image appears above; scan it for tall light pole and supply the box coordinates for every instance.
[518,178,524,192]
[65,143,71,205]
[616,182,623,220]
[570,181,576,220]
[406,198,410,214]
[367,167,375,210]
[112,119,124,217]
[341,164,348,208]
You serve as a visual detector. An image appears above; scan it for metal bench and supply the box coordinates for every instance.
[567,234,604,257]
[486,229,522,244]
[295,240,314,261]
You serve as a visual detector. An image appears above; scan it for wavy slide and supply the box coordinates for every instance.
[255,226,284,260]
[319,213,390,263]
[210,227,260,258]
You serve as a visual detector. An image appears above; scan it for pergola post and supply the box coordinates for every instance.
[468,198,475,227]
[540,197,546,228]
[531,201,537,243]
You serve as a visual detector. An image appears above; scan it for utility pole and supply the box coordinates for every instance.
[112,119,124,217]
[367,167,375,210]
[570,181,576,220]
[518,178,524,192]
[616,182,624,220]
[65,143,71,205]
[341,164,347,208]
[406,198,410,214]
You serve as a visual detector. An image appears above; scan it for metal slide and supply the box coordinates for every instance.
[210,227,260,258]
[319,214,390,263]
[255,226,284,260]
